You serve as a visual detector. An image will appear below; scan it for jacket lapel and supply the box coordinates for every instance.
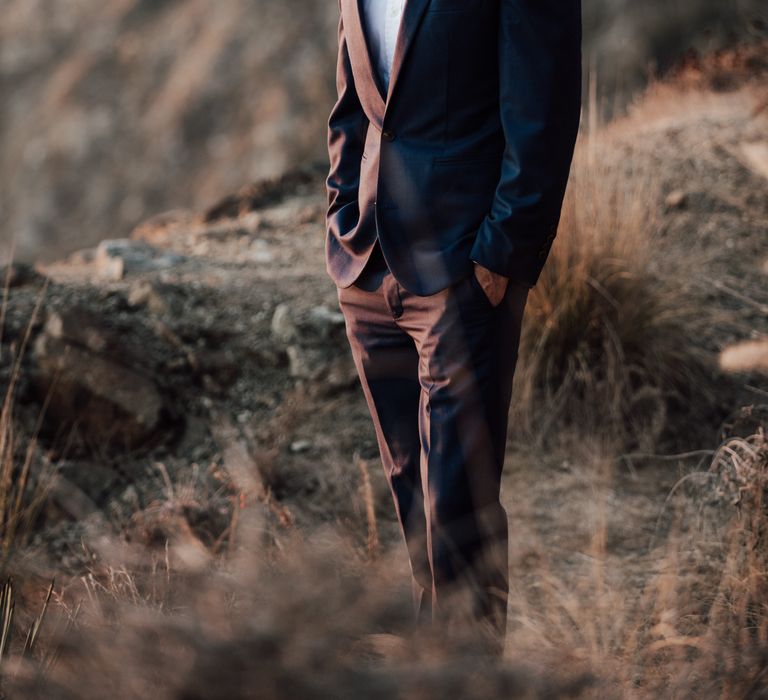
[341,0,432,125]
[342,0,387,125]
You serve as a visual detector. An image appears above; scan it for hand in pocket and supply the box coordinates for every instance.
[472,262,509,307]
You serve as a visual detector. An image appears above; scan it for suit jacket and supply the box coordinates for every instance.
[325,0,582,295]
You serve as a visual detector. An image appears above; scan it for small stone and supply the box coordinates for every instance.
[307,305,345,337]
[96,248,125,280]
[121,485,139,507]
[248,239,273,263]
[127,280,154,307]
[271,303,297,343]
[290,439,312,453]
[665,190,687,209]
[94,238,185,281]
[720,339,768,373]
[32,307,167,450]
[286,345,327,379]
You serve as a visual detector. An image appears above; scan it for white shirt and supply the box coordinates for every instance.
[361,0,406,93]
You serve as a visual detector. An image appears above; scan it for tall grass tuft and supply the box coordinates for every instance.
[512,141,714,451]
[676,427,768,696]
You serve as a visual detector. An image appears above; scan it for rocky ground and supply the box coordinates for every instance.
[1,50,767,677]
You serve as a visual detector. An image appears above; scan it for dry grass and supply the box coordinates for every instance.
[0,265,53,570]
[0,506,593,699]
[501,429,768,698]
[0,426,766,698]
[512,137,715,453]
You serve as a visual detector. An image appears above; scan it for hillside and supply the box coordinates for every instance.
[0,43,766,699]
[1,0,765,265]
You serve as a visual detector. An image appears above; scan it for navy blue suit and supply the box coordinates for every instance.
[326,0,582,295]
[326,0,582,653]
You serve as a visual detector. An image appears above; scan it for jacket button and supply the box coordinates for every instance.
[382,129,396,142]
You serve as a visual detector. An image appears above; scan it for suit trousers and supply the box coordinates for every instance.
[336,238,529,652]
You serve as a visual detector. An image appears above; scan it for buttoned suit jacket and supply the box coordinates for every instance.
[325,0,582,295]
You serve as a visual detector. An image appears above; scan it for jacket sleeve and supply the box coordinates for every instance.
[469,0,582,288]
[326,3,369,244]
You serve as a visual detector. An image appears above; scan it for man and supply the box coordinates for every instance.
[325,0,582,654]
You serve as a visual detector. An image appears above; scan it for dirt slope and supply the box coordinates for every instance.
[0,54,762,605]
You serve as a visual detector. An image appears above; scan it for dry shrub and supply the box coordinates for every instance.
[663,427,768,697]
[495,428,768,699]
[512,140,714,451]
[2,422,767,699]
[620,426,768,697]
[0,513,595,700]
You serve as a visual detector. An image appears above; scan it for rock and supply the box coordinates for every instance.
[127,280,172,315]
[286,345,328,380]
[737,141,768,182]
[271,303,297,343]
[322,355,359,392]
[247,238,273,263]
[307,305,345,338]
[286,344,357,393]
[272,303,345,344]
[720,339,768,373]
[130,209,196,247]
[32,307,168,450]
[94,238,186,281]
[665,190,687,208]
[95,244,125,281]
[290,439,312,453]
[120,485,140,507]
[64,247,97,265]
[128,279,157,306]
[270,302,354,390]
